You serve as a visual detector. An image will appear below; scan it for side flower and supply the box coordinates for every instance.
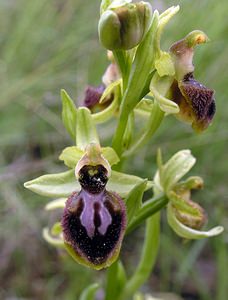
[154,149,223,239]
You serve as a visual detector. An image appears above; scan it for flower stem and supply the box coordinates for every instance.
[126,193,167,234]
[113,50,130,91]
[119,212,161,300]
[123,101,164,157]
[105,260,119,300]
[112,12,159,156]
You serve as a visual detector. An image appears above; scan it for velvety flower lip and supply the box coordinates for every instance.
[61,189,126,268]
[170,72,216,132]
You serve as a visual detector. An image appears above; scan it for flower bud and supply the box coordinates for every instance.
[61,188,126,269]
[98,1,153,50]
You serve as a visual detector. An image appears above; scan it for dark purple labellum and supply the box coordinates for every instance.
[82,85,105,109]
[170,73,216,132]
[61,189,126,268]
[180,73,215,131]
[78,165,108,194]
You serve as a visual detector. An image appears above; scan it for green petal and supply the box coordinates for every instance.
[167,203,224,239]
[59,146,119,169]
[59,146,84,168]
[160,150,196,193]
[150,72,179,114]
[155,51,175,77]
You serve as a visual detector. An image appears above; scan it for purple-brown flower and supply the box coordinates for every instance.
[169,31,216,132]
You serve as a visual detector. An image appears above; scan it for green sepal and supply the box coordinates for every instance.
[42,227,64,247]
[162,150,196,193]
[59,146,120,168]
[154,149,196,194]
[76,107,99,150]
[167,203,224,239]
[79,283,100,300]
[107,171,152,198]
[150,72,179,114]
[61,89,77,139]
[45,198,66,211]
[126,179,147,223]
[24,169,152,198]
[155,6,180,55]
[24,170,80,197]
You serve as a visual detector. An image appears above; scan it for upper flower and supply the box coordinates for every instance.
[150,30,216,132]
[169,31,216,132]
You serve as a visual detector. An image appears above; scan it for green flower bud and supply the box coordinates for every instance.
[98,1,153,50]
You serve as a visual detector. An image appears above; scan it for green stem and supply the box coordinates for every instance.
[112,12,159,156]
[126,193,167,234]
[105,260,119,300]
[113,50,129,90]
[123,101,164,157]
[119,213,161,300]
[112,108,129,156]
[105,260,127,300]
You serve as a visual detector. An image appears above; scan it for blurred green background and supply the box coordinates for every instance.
[0,0,227,299]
